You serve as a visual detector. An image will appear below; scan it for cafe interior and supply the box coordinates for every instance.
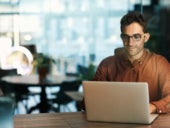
[0,0,170,116]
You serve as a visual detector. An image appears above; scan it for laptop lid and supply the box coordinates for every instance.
[0,96,14,128]
[83,81,158,124]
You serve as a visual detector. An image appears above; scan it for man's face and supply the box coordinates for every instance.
[121,22,149,59]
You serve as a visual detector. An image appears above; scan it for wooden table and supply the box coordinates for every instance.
[14,112,170,128]
[1,74,78,113]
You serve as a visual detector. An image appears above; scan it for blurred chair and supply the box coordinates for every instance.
[65,91,83,111]
[0,68,39,114]
[0,45,39,113]
[50,80,82,112]
[0,68,18,96]
[0,68,26,113]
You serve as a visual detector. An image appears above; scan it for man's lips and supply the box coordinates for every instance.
[127,47,135,51]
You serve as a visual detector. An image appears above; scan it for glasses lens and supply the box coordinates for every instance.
[121,34,129,42]
[132,34,141,41]
[121,33,143,42]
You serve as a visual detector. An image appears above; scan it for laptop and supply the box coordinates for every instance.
[0,96,14,128]
[83,81,158,124]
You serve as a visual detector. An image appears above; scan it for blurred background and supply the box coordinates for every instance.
[0,0,170,114]
[0,0,169,75]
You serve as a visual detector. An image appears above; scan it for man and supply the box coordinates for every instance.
[90,12,170,114]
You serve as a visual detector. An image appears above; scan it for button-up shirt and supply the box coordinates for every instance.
[93,48,170,113]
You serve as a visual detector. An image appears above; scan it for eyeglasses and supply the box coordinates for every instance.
[120,33,145,42]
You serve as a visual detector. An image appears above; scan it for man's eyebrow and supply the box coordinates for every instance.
[122,33,141,36]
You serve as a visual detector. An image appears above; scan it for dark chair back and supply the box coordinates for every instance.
[0,68,17,78]
[57,80,81,104]
[0,68,18,95]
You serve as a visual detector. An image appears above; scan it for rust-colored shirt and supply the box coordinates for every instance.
[93,48,170,114]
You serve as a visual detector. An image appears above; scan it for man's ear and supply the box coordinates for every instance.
[144,33,150,43]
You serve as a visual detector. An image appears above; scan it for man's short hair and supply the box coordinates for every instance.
[120,12,147,33]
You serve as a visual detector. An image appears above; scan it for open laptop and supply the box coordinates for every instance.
[0,96,14,128]
[83,81,158,124]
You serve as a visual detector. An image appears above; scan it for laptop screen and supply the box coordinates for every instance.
[83,81,158,124]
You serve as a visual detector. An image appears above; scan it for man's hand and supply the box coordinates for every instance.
[150,103,156,113]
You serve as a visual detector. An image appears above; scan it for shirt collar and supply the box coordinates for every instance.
[116,48,148,65]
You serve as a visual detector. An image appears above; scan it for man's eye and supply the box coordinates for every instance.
[133,34,141,39]
[123,35,129,39]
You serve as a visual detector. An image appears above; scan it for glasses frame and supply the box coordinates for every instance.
[120,33,145,42]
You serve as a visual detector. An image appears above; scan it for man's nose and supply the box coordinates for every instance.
[128,37,134,45]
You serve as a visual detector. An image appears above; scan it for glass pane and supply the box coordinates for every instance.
[0,0,144,74]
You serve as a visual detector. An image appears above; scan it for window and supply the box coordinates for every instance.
[0,0,145,73]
